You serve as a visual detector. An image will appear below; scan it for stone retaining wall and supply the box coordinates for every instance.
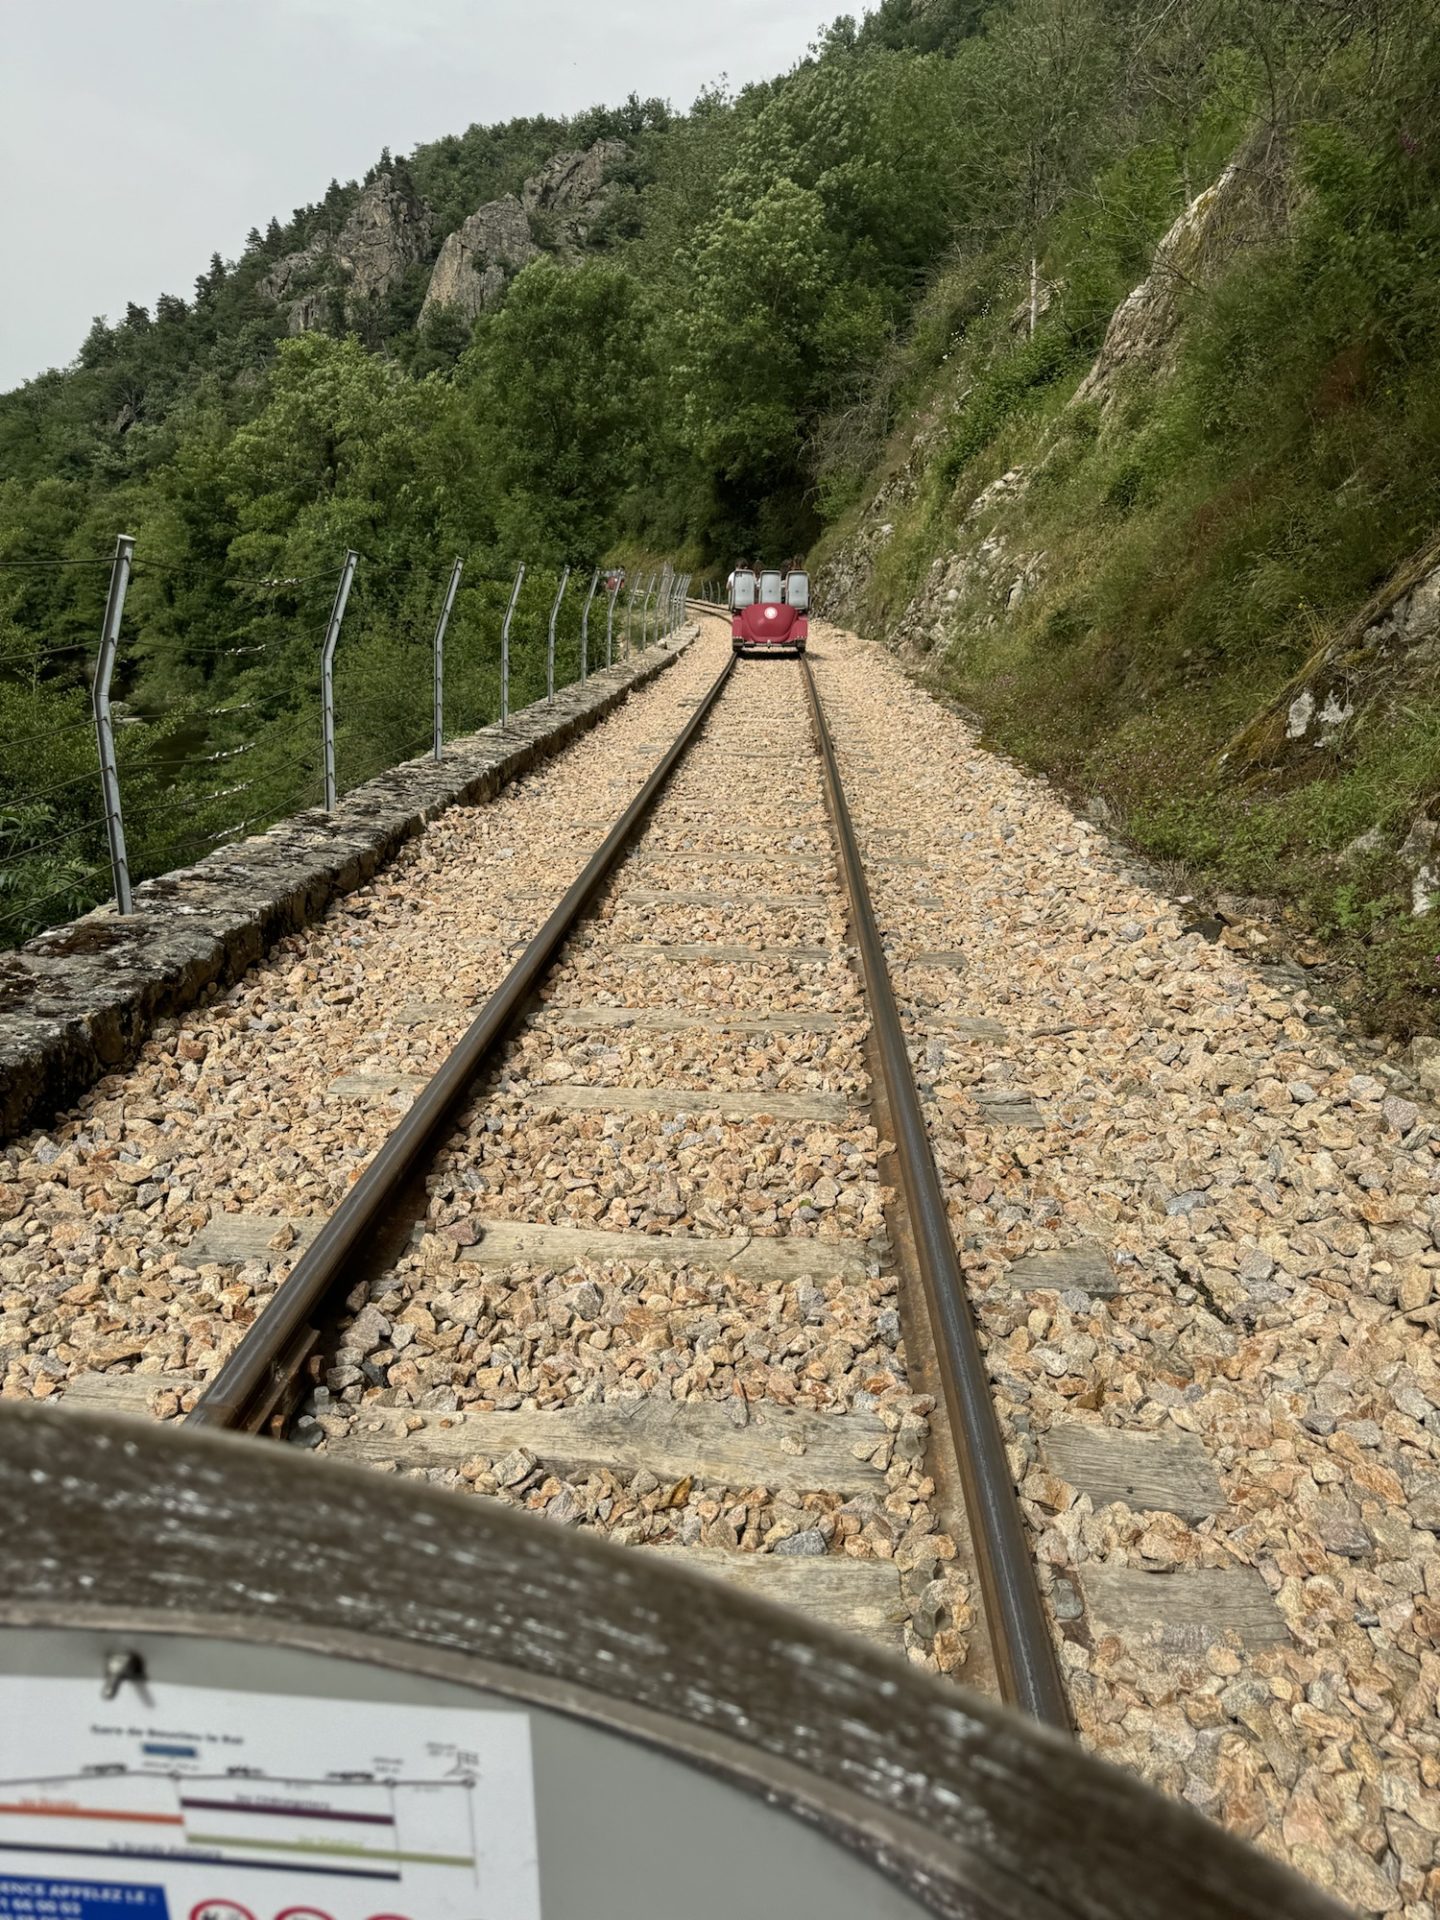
[0,633,694,1142]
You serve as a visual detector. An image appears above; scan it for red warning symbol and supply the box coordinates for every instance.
[189,1903,257,1920]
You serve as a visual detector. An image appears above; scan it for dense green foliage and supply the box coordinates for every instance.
[4,0,1439,1019]
[818,0,1440,1029]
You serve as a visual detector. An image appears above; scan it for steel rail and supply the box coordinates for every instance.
[188,649,736,1434]
[800,655,1071,1732]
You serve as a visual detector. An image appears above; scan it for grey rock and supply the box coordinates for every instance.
[1399,814,1439,870]
[1340,825,1386,863]
[340,1304,390,1356]
[1411,1035,1440,1096]
[1383,1094,1420,1134]
[421,194,538,324]
[1166,1191,1206,1216]
[566,1280,603,1322]
[1310,1496,1370,1557]
[262,173,431,334]
[1072,144,1289,415]
[495,1447,538,1489]
[1409,1476,1440,1533]
[521,139,628,252]
[773,1528,827,1557]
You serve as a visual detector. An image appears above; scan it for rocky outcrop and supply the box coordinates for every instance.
[1219,530,1440,913]
[1072,133,1294,416]
[335,173,432,302]
[261,173,432,335]
[521,139,628,252]
[1226,530,1440,776]
[419,138,628,326]
[817,465,1040,654]
[259,236,332,333]
[419,194,539,325]
[820,135,1293,642]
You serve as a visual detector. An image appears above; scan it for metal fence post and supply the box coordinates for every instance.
[500,562,525,727]
[546,566,570,706]
[606,577,618,668]
[320,549,359,811]
[92,533,136,915]
[641,571,658,649]
[623,578,638,658]
[578,568,599,683]
[432,556,463,761]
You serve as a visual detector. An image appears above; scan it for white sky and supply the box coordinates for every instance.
[0,0,845,391]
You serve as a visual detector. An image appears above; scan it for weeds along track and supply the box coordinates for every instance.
[9,614,1057,1709]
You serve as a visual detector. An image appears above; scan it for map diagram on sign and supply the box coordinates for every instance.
[0,1678,540,1920]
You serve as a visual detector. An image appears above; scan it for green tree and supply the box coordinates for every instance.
[462,260,652,561]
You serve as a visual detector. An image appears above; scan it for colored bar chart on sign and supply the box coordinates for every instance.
[0,1681,539,1920]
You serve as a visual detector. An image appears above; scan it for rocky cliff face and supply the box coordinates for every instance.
[419,195,539,325]
[1223,531,1440,913]
[521,139,629,253]
[1072,132,1293,416]
[420,138,627,324]
[1228,534,1440,773]
[819,136,1293,642]
[261,173,432,334]
[259,139,626,338]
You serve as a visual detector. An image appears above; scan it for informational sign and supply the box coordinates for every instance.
[0,1678,540,1920]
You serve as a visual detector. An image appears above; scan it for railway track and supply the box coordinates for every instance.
[14,608,1439,1909]
[55,621,1067,1726]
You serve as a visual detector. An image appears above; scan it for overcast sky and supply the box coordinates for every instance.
[0,0,843,392]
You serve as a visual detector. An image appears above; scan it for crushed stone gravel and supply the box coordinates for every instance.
[809,619,1440,1918]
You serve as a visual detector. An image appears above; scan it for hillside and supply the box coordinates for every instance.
[811,2,1440,1036]
[3,0,1439,1033]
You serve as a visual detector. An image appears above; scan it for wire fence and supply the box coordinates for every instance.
[0,538,691,949]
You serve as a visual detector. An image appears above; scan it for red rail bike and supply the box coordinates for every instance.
[730,566,809,655]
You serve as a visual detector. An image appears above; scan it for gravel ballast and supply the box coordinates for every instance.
[0,631,720,1395]
[809,621,1439,1919]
